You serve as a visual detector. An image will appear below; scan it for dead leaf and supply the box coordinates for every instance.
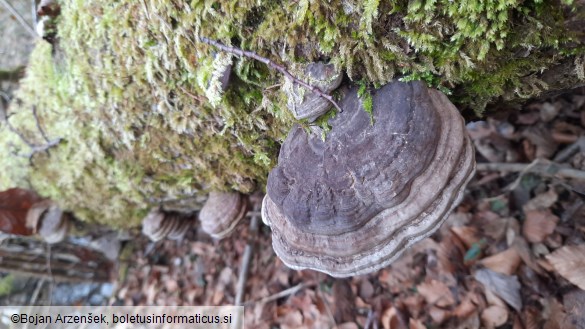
[452,295,477,319]
[563,289,585,329]
[381,306,406,329]
[454,313,481,329]
[451,226,480,249]
[402,295,424,319]
[0,188,41,235]
[512,237,544,274]
[474,268,522,312]
[543,297,567,329]
[333,279,355,323]
[280,310,304,329]
[545,244,585,290]
[480,248,522,275]
[358,279,374,300]
[523,189,558,212]
[336,323,359,329]
[408,318,426,329]
[417,279,455,307]
[523,209,559,243]
[428,306,450,325]
[481,305,508,329]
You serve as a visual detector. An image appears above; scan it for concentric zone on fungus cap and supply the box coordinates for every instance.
[262,81,476,277]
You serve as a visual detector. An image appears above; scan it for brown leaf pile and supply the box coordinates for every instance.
[112,88,585,328]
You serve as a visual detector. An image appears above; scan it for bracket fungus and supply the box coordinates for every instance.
[285,62,343,122]
[142,209,194,242]
[262,81,476,277]
[198,192,248,239]
[26,200,70,244]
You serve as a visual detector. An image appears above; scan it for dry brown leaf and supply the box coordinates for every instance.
[524,308,542,329]
[484,288,507,309]
[563,289,585,329]
[546,244,585,290]
[358,279,374,300]
[417,279,455,307]
[381,306,406,329]
[332,279,355,323]
[454,312,481,329]
[336,323,359,329]
[474,269,522,311]
[479,215,510,241]
[543,297,567,329]
[402,295,424,319]
[280,310,304,329]
[480,248,522,275]
[481,305,508,329]
[513,314,525,329]
[451,226,480,249]
[523,189,558,212]
[452,295,477,319]
[429,306,450,325]
[512,237,545,274]
[0,188,41,236]
[408,318,426,329]
[523,209,559,243]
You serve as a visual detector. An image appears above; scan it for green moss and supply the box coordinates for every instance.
[357,81,375,125]
[1,0,583,228]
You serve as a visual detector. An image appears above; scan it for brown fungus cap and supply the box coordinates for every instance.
[199,192,247,239]
[262,81,476,277]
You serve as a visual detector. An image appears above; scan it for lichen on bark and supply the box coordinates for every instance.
[0,0,583,227]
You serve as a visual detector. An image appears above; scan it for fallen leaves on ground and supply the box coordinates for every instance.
[112,88,585,328]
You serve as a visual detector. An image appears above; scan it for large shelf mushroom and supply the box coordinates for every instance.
[262,81,476,277]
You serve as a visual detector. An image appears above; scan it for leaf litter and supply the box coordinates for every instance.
[111,88,585,328]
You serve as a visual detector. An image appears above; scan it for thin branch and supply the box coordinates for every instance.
[2,108,62,161]
[198,36,342,113]
[476,160,585,181]
[28,278,45,305]
[32,106,50,143]
[31,0,37,26]
[46,243,54,306]
[317,283,336,328]
[364,309,378,329]
[242,282,316,307]
[0,0,38,38]
[553,136,585,163]
[235,203,260,305]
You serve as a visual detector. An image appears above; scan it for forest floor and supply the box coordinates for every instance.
[112,89,585,329]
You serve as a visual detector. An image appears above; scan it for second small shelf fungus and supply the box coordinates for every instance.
[262,80,476,277]
[198,192,248,239]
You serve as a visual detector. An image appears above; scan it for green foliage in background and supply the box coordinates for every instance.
[0,0,582,227]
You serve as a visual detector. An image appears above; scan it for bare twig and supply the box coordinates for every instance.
[2,109,62,161]
[198,36,342,113]
[235,203,261,305]
[364,309,378,329]
[476,160,585,181]
[29,278,45,305]
[46,243,54,306]
[31,0,37,26]
[32,106,50,143]
[0,0,38,38]
[553,136,585,163]
[242,282,316,307]
[317,284,336,328]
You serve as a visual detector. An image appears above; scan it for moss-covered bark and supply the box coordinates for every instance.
[0,0,583,227]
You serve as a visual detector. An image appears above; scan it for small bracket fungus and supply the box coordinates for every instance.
[263,81,476,277]
[26,200,70,244]
[142,209,194,242]
[285,62,343,122]
[198,192,248,239]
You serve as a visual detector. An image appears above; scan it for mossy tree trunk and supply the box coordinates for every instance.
[0,0,584,228]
